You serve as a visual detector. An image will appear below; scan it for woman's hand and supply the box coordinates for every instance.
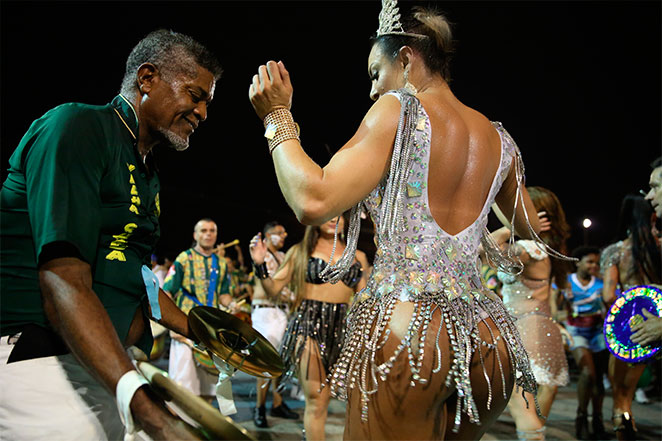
[538,211,551,232]
[249,233,267,265]
[556,322,574,349]
[249,60,293,120]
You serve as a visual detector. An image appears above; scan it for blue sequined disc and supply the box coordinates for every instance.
[604,285,662,363]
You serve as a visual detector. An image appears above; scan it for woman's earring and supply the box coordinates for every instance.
[403,64,418,94]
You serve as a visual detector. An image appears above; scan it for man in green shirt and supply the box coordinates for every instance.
[0,30,222,440]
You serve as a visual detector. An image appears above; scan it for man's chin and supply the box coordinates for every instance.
[159,128,190,152]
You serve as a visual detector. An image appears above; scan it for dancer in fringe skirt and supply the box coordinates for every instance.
[249,217,369,440]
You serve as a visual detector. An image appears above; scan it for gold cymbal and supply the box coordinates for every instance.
[188,306,284,379]
[136,361,255,440]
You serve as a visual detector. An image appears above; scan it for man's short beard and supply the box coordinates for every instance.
[158,127,189,151]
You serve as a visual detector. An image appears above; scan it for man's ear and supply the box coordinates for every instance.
[136,63,159,96]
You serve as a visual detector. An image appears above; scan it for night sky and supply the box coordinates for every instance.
[2,1,660,263]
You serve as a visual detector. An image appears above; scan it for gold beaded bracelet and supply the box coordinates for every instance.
[263,108,300,155]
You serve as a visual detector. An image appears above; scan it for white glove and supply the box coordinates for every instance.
[212,354,237,415]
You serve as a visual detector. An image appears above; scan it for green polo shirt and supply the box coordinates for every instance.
[0,95,160,353]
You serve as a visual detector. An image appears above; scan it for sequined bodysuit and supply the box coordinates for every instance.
[499,240,569,387]
[326,90,538,430]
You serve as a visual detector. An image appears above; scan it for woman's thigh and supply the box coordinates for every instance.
[344,302,453,440]
[445,316,515,440]
[297,337,327,396]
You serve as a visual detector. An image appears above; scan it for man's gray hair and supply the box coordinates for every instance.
[120,29,222,97]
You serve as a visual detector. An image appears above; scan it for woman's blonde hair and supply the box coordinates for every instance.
[280,225,319,311]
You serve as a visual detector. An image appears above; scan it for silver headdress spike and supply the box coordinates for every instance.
[377,0,427,39]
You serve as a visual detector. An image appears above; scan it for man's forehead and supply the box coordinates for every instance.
[651,167,662,183]
[175,66,215,95]
[195,221,217,231]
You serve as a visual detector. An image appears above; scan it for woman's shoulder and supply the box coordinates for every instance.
[600,241,624,271]
[516,239,549,261]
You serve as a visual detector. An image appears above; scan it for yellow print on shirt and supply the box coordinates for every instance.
[127,163,141,215]
[105,223,138,261]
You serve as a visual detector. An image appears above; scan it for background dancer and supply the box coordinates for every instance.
[0,29,222,440]
[249,216,368,440]
[601,194,661,440]
[164,218,235,409]
[490,187,572,441]
[247,3,559,439]
[249,220,299,428]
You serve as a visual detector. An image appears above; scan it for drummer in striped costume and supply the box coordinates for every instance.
[164,218,233,401]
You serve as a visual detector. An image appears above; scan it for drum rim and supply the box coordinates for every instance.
[604,284,662,363]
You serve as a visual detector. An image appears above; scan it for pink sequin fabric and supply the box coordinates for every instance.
[327,90,538,431]
[499,241,570,387]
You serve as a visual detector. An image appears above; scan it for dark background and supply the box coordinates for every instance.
[2,1,660,263]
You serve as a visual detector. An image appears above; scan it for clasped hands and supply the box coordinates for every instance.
[248,60,293,120]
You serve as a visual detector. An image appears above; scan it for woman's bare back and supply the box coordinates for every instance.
[420,88,503,236]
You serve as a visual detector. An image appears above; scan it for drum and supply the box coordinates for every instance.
[149,333,168,361]
[192,345,220,375]
[604,285,662,363]
[233,310,252,326]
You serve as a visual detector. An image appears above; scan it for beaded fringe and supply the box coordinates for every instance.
[328,288,539,432]
[320,91,420,284]
[279,299,347,389]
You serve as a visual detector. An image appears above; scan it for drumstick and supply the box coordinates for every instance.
[221,239,239,249]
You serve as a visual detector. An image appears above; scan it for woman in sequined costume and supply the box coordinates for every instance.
[249,216,369,440]
[490,187,572,440]
[601,195,661,440]
[247,4,565,439]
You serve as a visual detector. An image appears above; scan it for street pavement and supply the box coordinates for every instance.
[226,369,661,441]
[154,344,662,440]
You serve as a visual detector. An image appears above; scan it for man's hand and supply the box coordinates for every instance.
[249,233,268,265]
[248,60,293,120]
[556,322,574,349]
[213,243,226,258]
[631,308,662,346]
[130,387,202,440]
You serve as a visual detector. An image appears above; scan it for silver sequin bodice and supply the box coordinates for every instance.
[363,97,515,304]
